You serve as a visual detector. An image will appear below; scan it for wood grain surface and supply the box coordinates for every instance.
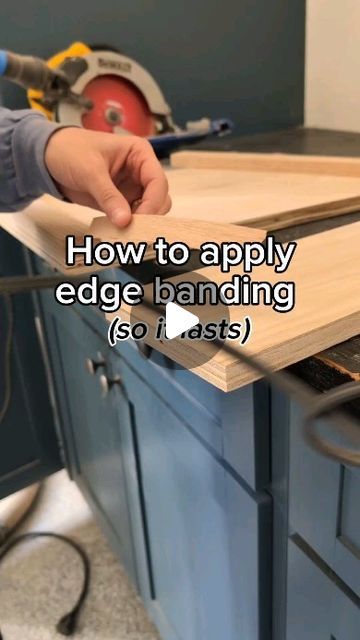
[108,221,360,391]
[91,214,265,249]
[167,152,360,228]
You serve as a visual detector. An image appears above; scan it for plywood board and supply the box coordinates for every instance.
[171,150,360,178]
[0,196,264,274]
[107,222,360,392]
[166,155,360,229]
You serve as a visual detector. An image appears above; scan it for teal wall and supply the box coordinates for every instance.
[0,0,305,133]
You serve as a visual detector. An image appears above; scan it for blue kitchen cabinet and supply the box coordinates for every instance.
[36,282,272,640]
[286,537,359,640]
[0,232,61,499]
[271,390,360,640]
[288,402,360,597]
[122,358,272,640]
[5,245,358,640]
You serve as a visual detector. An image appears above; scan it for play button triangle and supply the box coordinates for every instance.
[165,302,199,340]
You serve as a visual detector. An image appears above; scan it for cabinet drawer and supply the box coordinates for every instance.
[287,538,360,640]
[288,401,360,596]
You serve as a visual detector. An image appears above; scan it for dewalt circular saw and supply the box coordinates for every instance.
[0,42,232,157]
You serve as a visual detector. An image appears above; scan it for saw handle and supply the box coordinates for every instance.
[0,49,69,92]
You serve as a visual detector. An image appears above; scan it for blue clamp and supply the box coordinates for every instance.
[0,50,8,76]
[149,118,233,158]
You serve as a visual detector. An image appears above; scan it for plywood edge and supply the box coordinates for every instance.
[315,356,360,382]
[244,196,360,230]
[223,311,360,392]
[170,150,360,178]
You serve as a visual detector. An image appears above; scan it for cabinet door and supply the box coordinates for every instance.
[0,232,62,498]
[38,298,137,585]
[123,361,271,640]
[287,538,360,640]
[288,401,360,596]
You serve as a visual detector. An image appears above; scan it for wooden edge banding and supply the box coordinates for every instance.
[170,150,360,178]
[90,215,266,249]
[315,354,360,382]
[244,197,360,231]
[0,483,41,535]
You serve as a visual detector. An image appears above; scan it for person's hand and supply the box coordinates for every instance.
[44,128,171,227]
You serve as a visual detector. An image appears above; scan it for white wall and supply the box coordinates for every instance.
[305,0,360,132]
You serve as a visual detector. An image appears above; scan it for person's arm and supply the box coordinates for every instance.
[0,107,170,226]
[0,106,64,211]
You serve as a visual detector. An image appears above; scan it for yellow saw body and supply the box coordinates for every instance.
[28,42,91,120]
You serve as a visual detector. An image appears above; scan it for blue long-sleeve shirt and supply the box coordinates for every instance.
[0,106,63,211]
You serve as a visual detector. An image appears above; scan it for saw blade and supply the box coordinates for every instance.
[56,50,171,135]
[81,74,156,136]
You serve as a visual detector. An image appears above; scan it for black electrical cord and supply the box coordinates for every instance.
[0,295,91,637]
[303,381,360,466]
[0,531,91,638]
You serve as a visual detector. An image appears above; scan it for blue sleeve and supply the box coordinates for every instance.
[0,106,64,211]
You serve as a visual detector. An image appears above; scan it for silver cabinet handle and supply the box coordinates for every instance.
[85,352,106,375]
[99,374,122,398]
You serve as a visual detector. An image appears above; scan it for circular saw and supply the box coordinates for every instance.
[0,42,232,157]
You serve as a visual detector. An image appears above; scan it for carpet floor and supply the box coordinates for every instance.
[0,470,160,640]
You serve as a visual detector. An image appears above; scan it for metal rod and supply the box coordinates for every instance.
[0,274,83,296]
